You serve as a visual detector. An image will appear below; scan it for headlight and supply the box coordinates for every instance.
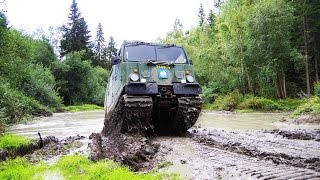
[130,73,139,82]
[186,75,194,83]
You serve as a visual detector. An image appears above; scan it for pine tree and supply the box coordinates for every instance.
[198,3,205,27]
[105,36,117,70]
[93,22,106,67]
[60,0,91,59]
[207,9,215,27]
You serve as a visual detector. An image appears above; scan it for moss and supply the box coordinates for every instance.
[157,161,173,169]
[0,134,31,150]
[62,104,103,112]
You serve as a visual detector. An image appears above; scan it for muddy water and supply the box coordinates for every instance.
[9,111,104,139]
[197,111,320,130]
[8,111,293,138]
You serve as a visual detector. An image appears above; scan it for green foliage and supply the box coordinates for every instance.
[105,36,118,70]
[293,96,320,116]
[52,51,108,105]
[93,23,107,67]
[162,0,316,99]
[52,155,176,180]
[0,134,31,150]
[0,28,61,125]
[207,92,303,112]
[0,157,47,179]
[313,81,320,96]
[213,90,243,111]
[63,104,103,112]
[60,0,92,59]
[0,81,51,124]
[239,97,282,111]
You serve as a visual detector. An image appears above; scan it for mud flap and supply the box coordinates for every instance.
[173,83,202,95]
[125,82,158,95]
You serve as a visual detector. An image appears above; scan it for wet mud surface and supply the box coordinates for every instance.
[8,111,320,179]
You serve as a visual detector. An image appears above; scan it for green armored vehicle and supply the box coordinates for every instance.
[102,41,202,135]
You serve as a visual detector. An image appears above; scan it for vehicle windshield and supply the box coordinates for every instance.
[124,44,187,63]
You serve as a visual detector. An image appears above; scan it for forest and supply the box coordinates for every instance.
[1,0,320,130]
[0,0,117,131]
[162,0,320,112]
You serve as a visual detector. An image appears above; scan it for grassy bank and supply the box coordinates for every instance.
[0,134,31,150]
[0,155,179,180]
[202,91,305,113]
[62,104,103,112]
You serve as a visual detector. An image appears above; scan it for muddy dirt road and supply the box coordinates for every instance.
[9,111,320,179]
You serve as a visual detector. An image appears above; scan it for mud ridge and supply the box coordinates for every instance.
[263,129,320,141]
[193,129,320,172]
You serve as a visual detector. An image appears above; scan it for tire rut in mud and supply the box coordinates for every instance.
[191,129,320,179]
[263,129,320,141]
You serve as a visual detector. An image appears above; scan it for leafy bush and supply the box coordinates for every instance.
[213,90,243,111]
[239,97,282,111]
[292,96,320,116]
[314,81,320,97]
[0,81,51,124]
[0,134,31,150]
[202,86,219,104]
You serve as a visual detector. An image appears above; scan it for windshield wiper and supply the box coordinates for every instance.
[126,42,149,47]
[158,44,176,49]
[146,60,175,66]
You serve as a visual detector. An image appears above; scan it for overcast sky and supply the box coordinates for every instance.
[5,0,214,45]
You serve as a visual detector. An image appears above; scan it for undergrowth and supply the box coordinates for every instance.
[292,96,320,116]
[203,91,304,112]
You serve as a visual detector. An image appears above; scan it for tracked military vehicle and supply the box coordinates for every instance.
[102,41,202,135]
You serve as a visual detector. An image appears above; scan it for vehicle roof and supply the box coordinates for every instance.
[122,40,183,48]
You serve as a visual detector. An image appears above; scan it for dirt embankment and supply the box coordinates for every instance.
[0,135,85,162]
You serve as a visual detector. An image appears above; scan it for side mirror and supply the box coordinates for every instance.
[189,59,193,65]
[111,56,121,65]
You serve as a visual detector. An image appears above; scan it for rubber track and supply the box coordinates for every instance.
[122,95,153,134]
[174,96,202,134]
[102,95,153,136]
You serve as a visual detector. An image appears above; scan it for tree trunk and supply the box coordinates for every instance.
[245,65,254,94]
[315,53,319,82]
[303,14,311,96]
[282,71,287,98]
